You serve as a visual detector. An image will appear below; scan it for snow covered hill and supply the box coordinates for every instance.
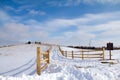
[0,44,120,80]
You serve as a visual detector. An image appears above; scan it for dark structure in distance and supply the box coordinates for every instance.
[68,42,120,50]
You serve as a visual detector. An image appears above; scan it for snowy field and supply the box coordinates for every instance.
[0,44,120,80]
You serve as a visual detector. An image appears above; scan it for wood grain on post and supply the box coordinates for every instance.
[102,48,105,60]
[72,51,74,59]
[62,51,64,56]
[82,49,84,60]
[47,50,50,64]
[110,50,112,60]
[37,47,41,75]
[65,51,67,57]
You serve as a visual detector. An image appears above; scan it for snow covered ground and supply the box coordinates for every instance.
[0,44,120,80]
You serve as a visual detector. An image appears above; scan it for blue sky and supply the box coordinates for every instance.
[0,0,120,46]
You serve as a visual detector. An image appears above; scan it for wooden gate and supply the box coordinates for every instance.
[36,46,52,75]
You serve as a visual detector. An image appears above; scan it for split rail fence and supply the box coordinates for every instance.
[59,46,105,60]
[36,46,52,75]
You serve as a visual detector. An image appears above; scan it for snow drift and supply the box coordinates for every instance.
[0,44,120,80]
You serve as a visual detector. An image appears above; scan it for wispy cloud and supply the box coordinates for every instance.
[23,11,120,46]
[0,10,11,23]
[7,0,120,9]
[1,10,120,46]
[29,10,46,16]
[84,0,120,5]
[47,0,120,7]
[0,23,29,40]
[47,0,81,6]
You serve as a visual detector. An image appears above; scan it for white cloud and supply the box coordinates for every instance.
[47,11,120,46]
[4,6,15,11]
[0,11,11,23]
[34,11,120,32]
[47,0,81,7]
[0,10,20,24]
[29,10,46,16]
[64,0,81,6]
[26,11,120,46]
[0,11,49,44]
[10,0,120,9]
[0,22,51,44]
[1,10,120,46]
[0,23,30,40]
[47,0,120,7]
[83,0,120,5]
[12,0,29,4]
[97,21,120,37]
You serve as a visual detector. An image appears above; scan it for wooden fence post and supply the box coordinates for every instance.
[62,51,64,56]
[65,51,67,57]
[109,50,112,60]
[72,51,74,59]
[82,49,84,60]
[47,50,50,64]
[102,48,105,60]
[59,46,64,56]
[37,47,41,75]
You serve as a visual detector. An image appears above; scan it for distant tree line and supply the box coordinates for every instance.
[67,45,120,50]
[26,41,41,44]
[67,46,106,50]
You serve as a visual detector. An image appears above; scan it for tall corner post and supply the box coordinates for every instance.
[102,48,105,60]
[37,47,41,75]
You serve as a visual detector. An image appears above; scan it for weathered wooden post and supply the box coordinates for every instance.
[102,48,105,60]
[37,47,41,75]
[65,51,67,57]
[62,51,64,56]
[82,49,84,60]
[72,51,74,59]
[109,50,112,60]
[59,46,64,56]
[47,50,50,64]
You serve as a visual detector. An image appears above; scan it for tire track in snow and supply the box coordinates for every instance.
[28,69,36,75]
[12,58,36,76]
[17,59,37,76]
[0,57,34,75]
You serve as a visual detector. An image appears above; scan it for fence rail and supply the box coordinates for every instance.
[59,46,105,60]
[36,46,52,75]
